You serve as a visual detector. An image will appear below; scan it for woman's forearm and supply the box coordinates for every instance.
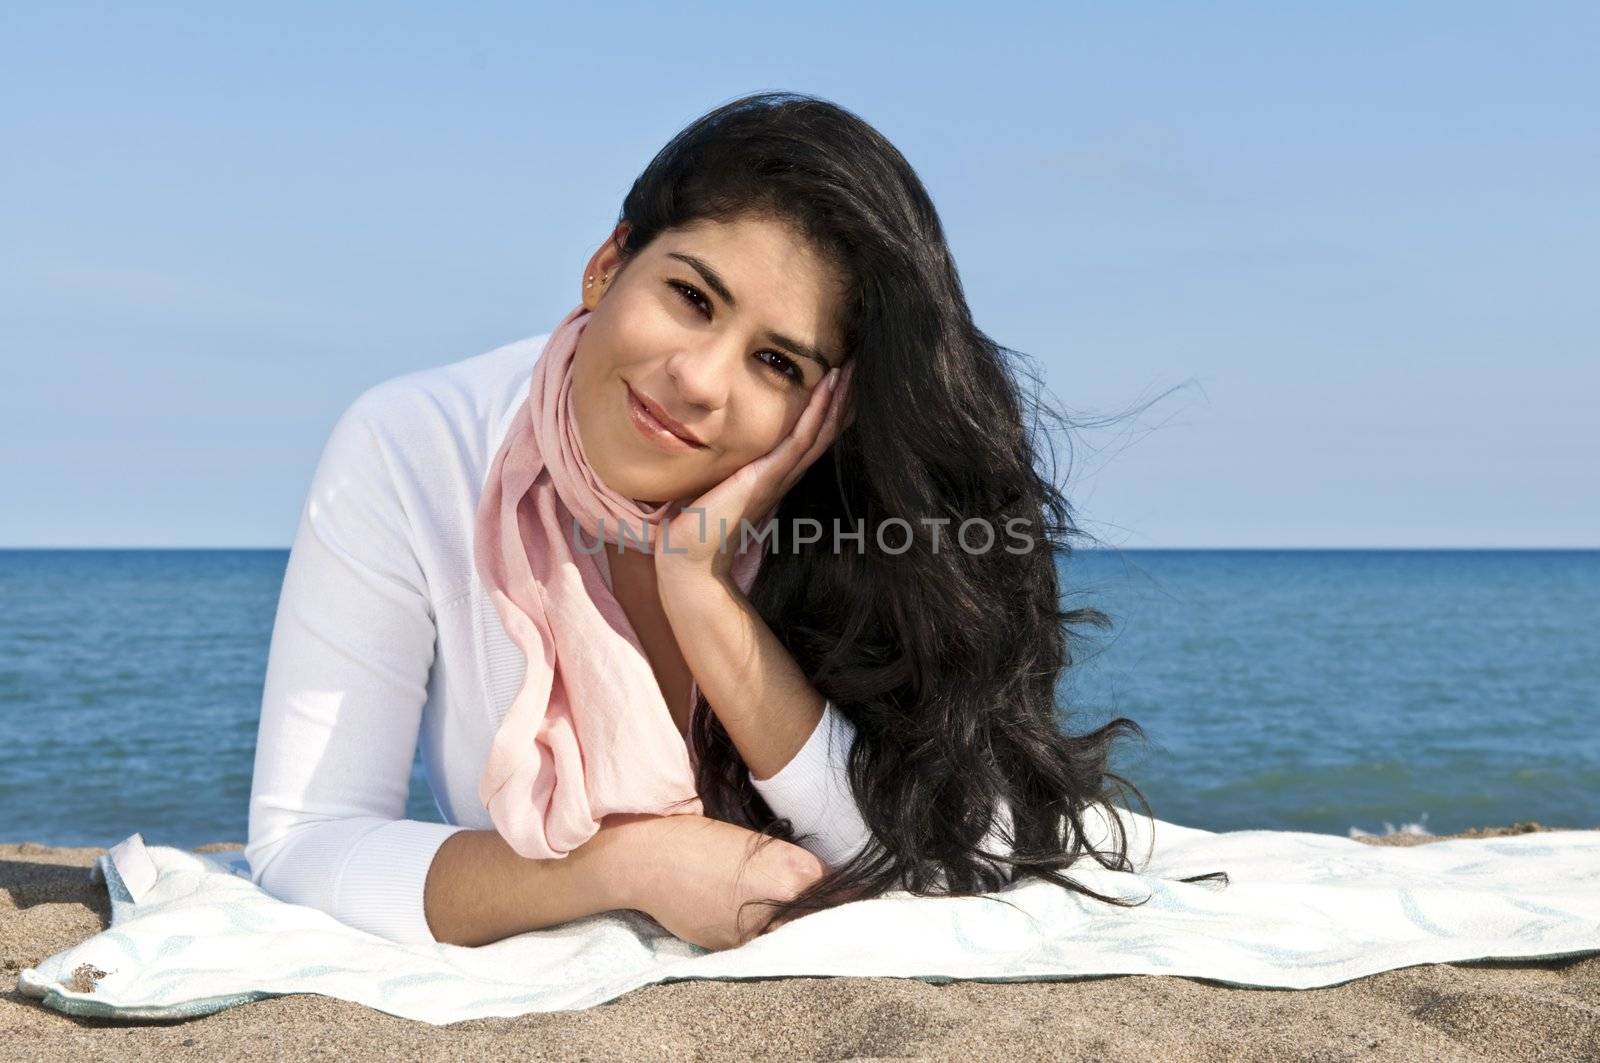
[654,565,826,782]
[422,816,654,947]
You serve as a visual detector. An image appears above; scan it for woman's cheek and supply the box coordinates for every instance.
[749,400,799,453]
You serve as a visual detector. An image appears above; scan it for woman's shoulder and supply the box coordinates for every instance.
[309,331,549,515]
[302,332,552,602]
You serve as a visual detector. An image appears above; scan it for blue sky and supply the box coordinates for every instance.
[3,3,1594,547]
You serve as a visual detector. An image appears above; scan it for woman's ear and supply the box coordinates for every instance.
[581,222,632,310]
[609,220,631,255]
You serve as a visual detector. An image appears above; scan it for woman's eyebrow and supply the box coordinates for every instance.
[666,251,839,372]
[667,252,738,308]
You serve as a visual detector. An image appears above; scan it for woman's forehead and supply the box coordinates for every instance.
[656,215,828,272]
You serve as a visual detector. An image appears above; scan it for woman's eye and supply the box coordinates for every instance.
[669,279,711,317]
[669,279,804,386]
[759,350,804,383]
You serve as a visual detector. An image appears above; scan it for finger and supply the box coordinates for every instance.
[812,364,852,449]
[745,370,836,499]
[745,364,851,506]
[763,408,835,503]
[785,365,852,484]
[774,367,838,460]
[770,393,847,504]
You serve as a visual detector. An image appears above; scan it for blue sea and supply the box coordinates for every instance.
[1,549,1595,850]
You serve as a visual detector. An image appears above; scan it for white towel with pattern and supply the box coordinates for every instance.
[19,805,1600,1026]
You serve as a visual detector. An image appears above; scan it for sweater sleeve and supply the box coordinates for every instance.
[245,385,469,946]
[747,700,874,869]
[748,701,1017,884]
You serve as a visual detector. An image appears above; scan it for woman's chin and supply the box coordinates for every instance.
[602,471,677,509]
[591,451,704,510]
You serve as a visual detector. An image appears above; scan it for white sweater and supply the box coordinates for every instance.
[246,332,1012,948]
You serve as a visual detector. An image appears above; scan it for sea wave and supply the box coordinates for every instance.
[1348,812,1434,839]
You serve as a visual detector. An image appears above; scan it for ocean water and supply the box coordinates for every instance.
[1,548,1595,850]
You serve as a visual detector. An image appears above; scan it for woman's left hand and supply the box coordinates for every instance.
[655,361,853,583]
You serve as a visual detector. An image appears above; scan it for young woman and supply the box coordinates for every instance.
[246,92,1216,953]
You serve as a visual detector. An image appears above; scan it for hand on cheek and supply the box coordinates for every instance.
[657,361,854,581]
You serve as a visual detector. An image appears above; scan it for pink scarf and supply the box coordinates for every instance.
[473,304,769,860]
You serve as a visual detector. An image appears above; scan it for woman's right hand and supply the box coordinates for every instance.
[598,812,828,951]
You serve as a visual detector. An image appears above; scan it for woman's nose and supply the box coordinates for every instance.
[663,343,737,411]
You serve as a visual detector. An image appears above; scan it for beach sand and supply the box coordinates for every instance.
[3,824,1596,1062]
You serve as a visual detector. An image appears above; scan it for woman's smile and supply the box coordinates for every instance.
[625,381,708,454]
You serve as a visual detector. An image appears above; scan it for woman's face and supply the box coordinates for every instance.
[571,215,850,506]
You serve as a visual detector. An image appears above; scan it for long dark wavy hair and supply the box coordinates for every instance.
[609,91,1228,929]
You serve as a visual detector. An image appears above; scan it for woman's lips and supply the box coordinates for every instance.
[625,384,705,454]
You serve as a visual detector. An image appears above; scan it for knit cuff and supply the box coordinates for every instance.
[748,700,873,869]
[333,819,471,946]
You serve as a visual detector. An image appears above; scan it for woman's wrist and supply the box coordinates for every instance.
[654,553,738,607]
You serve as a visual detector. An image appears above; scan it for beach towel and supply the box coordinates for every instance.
[19,804,1600,1026]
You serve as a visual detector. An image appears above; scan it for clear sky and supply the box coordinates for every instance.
[3,3,1594,548]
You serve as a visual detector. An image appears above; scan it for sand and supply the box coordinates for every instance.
[4,824,1597,1062]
